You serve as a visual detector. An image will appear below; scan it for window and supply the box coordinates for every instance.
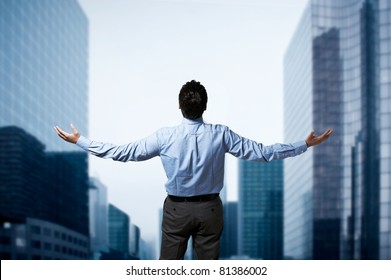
[44,242,52,251]
[32,240,41,249]
[43,228,51,237]
[0,236,11,245]
[31,225,40,234]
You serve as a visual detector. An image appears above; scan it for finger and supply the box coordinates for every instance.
[55,126,69,139]
[319,130,330,138]
[54,127,67,140]
[54,126,62,138]
[326,128,334,135]
[54,126,65,136]
[320,128,333,138]
[54,126,63,136]
[307,130,315,139]
[55,126,66,134]
[70,123,78,134]
[315,130,333,144]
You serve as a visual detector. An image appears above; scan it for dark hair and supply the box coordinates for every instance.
[179,80,208,120]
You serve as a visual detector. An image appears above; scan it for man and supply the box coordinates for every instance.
[55,80,333,260]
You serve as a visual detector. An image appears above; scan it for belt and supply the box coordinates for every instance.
[168,193,219,202]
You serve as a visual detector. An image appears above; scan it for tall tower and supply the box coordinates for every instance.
[220,201,238,259]
[239,160,283,259]
[0,0,89,149]
[108,204,130,255]
[0,0,89,259]
[89,178,109,259]
[284,0,391,259]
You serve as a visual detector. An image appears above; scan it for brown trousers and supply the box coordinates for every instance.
[159,195,223,260]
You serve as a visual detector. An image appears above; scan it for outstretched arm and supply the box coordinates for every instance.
[225,127,333,162]
[54,124,160,162]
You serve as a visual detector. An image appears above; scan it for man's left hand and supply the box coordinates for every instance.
[305,128,333,147]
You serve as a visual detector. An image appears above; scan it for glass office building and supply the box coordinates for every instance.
[129,224,140,258]
[108,204,130,255]
[239,160,283,260]
[220,202,238,259]
[89,178,110,259]
[284,0,391,259]
[0,0,89,150]
[0,0,89,259]
[0,127,89,259]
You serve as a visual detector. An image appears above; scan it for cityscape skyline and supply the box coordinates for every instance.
[2,0,389,260]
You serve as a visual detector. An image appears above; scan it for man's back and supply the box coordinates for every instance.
[157,118,227,196]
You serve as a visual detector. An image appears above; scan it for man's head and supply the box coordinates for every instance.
[179,80,208,120]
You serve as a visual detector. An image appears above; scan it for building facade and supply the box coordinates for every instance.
[220,202,238,259]
[89,178,109,259]
[239,160,283,260]
[0,127,89,259]
[284,0,391,259]
[0,218,89,260]
[0,0,89,259]
[0,0,89,150]
[46,152,89,236]
[108,204,130,255]
[129,224,140,258]
[0,127,46,223]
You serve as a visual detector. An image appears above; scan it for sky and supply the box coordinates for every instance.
[77,0,309,246]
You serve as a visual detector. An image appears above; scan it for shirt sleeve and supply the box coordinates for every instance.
[224,128,307,162]
[75,133,160,162]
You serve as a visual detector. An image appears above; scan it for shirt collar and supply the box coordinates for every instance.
[182,117,204,125]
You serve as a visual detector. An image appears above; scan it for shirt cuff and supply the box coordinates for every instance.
[76,135,91,150]
[293,140,308,154]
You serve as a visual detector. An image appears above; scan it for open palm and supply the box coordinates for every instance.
[54,124,80,144]
[305,128,333,147]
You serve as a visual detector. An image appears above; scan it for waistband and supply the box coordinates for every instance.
[168,193,219,202]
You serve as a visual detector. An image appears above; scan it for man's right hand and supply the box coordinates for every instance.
[54,124,80,144]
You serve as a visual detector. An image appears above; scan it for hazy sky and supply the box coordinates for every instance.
[77,0,309,245]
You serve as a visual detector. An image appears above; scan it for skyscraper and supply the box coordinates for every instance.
[129,224,140,259]
[284,0,391,259]
[0,0,89,259]
[108,204,130,255]
[46,152,89,235]
[0,0,89,150]
[89,178,109,259]
[239,160,283,260]
[220,201,238,259]
[0,127,46,223]
[0,127,89,259]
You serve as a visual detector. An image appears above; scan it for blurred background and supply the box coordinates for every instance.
[0,0,390,260]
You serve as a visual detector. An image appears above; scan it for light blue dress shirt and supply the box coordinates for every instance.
[76,118,307,196]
